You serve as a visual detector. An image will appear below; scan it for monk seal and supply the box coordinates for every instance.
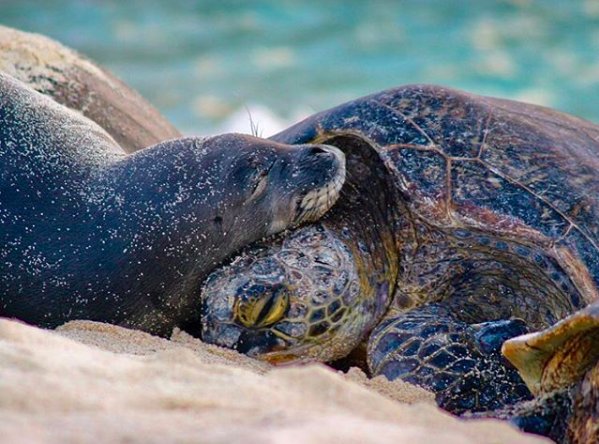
[0,73,346,335]
[0,25,180,153]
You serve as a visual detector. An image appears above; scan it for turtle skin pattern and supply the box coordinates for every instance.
[368,304,532,413]
[472,301,599,442]
[502,301,599,442]
[271,84,599,413]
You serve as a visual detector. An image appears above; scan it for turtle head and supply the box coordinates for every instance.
[199,134,399,364]
[200,224,378,363]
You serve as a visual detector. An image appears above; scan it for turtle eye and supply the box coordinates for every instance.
[235,284,289,328]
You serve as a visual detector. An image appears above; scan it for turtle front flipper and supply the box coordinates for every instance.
[367,303,533,413]
[501,301,599,443]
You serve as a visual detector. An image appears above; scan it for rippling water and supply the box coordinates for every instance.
[2,0,599,135]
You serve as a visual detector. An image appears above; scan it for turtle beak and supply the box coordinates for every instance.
[234,329,288,356]
[257,342,318,365]
[260,352,300,365]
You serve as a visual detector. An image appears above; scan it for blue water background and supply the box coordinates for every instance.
[2,0,599,134]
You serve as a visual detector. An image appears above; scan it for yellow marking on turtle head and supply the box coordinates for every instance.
[235,286,290,329]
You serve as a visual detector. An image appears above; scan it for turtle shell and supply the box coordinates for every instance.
[502,300,599,396]
[271,84,599,308]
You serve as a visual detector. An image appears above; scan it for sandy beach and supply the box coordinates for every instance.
[0,318,550,444]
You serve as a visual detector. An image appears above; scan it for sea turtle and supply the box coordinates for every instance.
[0,72,345,335]
[484,301,599,443]
[200,84,599,414]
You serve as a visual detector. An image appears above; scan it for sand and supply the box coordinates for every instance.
[0,318,550,444]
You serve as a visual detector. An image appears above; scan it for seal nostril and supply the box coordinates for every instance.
[309,146,330,156]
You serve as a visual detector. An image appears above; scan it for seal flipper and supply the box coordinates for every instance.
[367,303,533,414]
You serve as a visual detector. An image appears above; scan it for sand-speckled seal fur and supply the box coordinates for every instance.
[0,73,345,335]
[0,25,181,153]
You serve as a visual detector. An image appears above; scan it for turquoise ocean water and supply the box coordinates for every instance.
[2,0,599,135]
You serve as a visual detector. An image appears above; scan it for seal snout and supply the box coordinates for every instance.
[307,144,344,159]
[293,144,346,226]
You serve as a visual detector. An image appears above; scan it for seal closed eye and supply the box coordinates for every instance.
[0,72,346,336]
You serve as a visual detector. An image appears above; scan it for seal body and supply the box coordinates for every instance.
[0,25,180,153]
[0,73,345,335]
